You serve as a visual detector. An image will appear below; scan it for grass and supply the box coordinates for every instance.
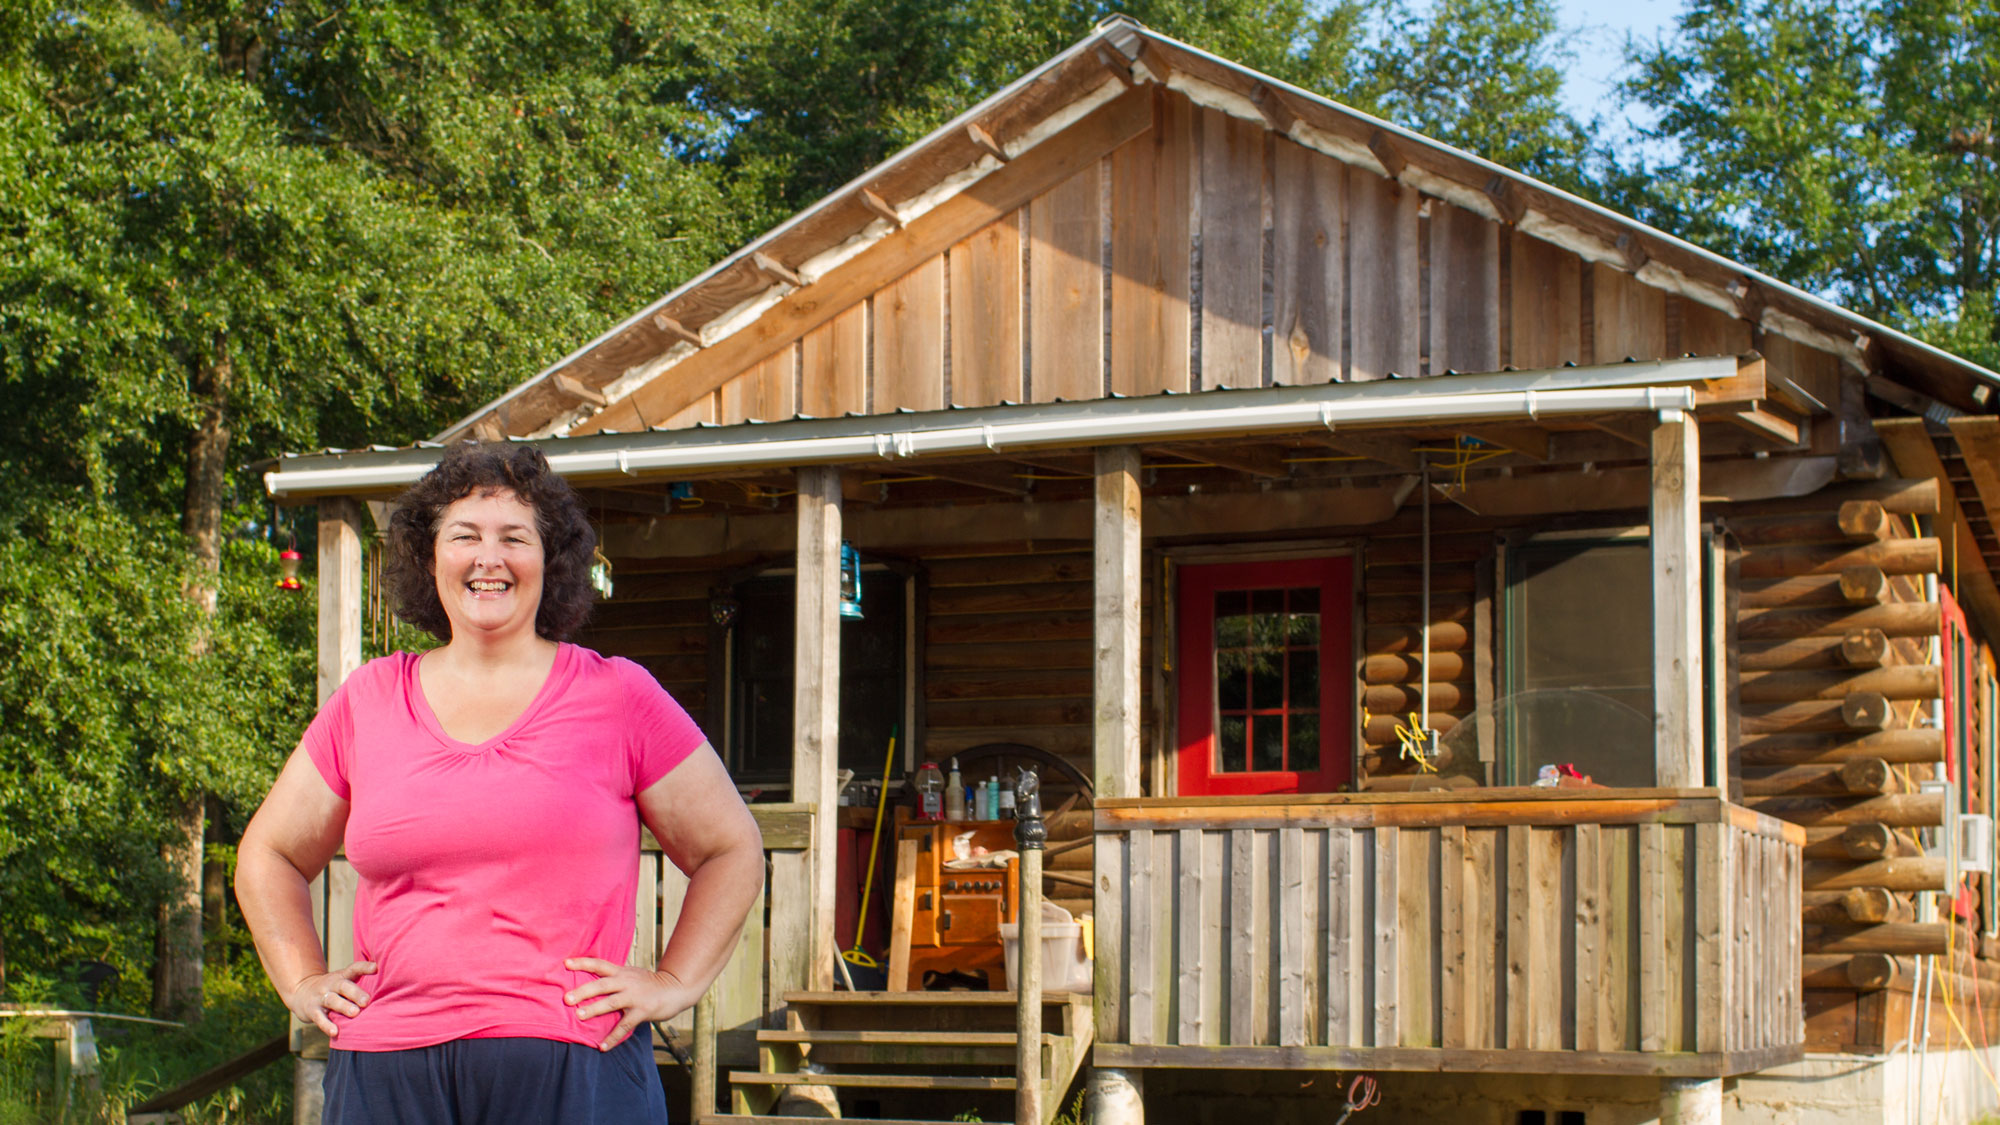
[0,960,293,1124]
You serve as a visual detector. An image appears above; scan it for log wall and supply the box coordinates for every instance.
[1360,523,1480,777]
[1719,469,1957,1046]
[1092,793,1803,1075]
[577,554,740,722]
[580,545,1138,807]
[923,549,1120,764]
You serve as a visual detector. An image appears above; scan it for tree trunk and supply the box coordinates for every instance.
[203,795,229,957]
[181,344,232,615]
[153,343,232,1023]
[153,791,207,1022]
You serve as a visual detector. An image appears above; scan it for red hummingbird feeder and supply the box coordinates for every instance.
[276,548,304,592]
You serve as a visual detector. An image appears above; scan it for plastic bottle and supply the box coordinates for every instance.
[916,763,944,820]
[975,780,990,822]
[998,775,1016,820]
[987,775,1001,819]
[945,758,966,822]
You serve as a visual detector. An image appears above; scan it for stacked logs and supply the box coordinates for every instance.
[1359,525,1488,780]
[1727,478,1952,976]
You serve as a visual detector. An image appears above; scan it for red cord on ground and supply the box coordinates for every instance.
[1334,1074,1381,1124]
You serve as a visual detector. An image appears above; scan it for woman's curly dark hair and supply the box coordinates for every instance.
[387,443,596,642]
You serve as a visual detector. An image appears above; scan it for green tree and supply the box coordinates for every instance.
[0,0,749,1015]
[0,0,1595,1028]
[1611,0,2000,368]
[662,0,1587,212]
[0,505,316,1001]
[1349,0,1591,190]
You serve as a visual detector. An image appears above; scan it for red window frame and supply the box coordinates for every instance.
[1943,588,1978,919]
[1176,556,1354,796]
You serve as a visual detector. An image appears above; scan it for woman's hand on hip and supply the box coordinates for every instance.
[285,961,377,1037]
[563,957,700,1051]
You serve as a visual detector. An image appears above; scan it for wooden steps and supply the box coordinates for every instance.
[757,1029,1017,1046]
[754,1026,1021,1067]
[703,1118,1013,1125]
[780,990,1042,1005]
[708,990,1092,1125]
[730,1071,1017,1090]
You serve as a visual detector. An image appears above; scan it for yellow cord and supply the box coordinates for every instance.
[1393,712,1438,773]
[1936,912,2000,1100]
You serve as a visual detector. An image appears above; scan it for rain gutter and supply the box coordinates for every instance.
[267,357,1732,499]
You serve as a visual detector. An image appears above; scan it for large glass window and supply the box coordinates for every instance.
[1503,540,1656,787]
[721,569,910,785]
[1177,556,1352,795]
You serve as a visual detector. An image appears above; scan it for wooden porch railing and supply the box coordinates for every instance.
[310,803,811,1101]
[1090,790,1804,1076]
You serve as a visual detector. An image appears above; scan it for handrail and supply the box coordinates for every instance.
[1095,790,1805,844]
[0,1009,185,1028]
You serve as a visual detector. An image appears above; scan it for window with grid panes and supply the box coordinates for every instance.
[1175,557,1353,795]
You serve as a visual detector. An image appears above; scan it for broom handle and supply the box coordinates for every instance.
[852,727,898,949]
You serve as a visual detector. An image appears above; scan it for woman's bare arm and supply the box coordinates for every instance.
[564,742,764,1049]
[235,748,376,1036]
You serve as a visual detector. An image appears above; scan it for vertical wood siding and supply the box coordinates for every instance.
[1027,161,1105,402]
[674,87,1855,445]
[1095,798,1803,1068]
[1110,88,1193,397]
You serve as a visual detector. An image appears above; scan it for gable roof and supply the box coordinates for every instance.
[434,17,1999,446]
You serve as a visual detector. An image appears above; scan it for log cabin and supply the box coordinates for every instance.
[267,17,2000,1125]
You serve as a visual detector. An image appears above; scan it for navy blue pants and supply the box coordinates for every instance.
[324,1034,668,1125]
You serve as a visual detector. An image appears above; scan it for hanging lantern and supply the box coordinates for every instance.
[709,587,740,628]
[276,548,304,592]
[588,545,614,600]
[838,541,863,620]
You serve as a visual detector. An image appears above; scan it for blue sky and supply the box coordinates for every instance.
[1554,0,1684,130]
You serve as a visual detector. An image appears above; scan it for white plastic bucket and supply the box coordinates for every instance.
[1000,901,1093,993]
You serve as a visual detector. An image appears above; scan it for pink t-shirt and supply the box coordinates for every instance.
[301,643,704,1051]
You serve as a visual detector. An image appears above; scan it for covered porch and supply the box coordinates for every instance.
[275,353,1811,1121]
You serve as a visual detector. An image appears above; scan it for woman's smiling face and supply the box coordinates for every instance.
[431,488,545,641]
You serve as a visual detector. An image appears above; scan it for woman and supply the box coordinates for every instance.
[237,443,763,1123]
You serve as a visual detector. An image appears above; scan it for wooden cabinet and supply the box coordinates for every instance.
[895,816,1020,990]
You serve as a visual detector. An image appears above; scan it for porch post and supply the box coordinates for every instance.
[1651,412,1704,788]
[297,496,364,1125]
[1658,1076,1722,1125]
[1090,446,1144,1125]
[1093,445,1144,800]
[316,497,364,706]
[793,466,843,991]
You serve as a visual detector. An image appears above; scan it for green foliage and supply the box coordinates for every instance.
[1051,1088,1091,1125]
[0,500,313,983]
[1346,0,1590,189]
[662,0,1588,212]
[1611,0,2000,368]
[0,959,293,1124]
[0,0,756,512]
[0,0,754,990]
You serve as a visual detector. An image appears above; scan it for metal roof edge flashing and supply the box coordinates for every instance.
[268,357,1730,498]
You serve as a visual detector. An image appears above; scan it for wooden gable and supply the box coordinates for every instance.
[436,20,2000,449]
[562,83,1841,443]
